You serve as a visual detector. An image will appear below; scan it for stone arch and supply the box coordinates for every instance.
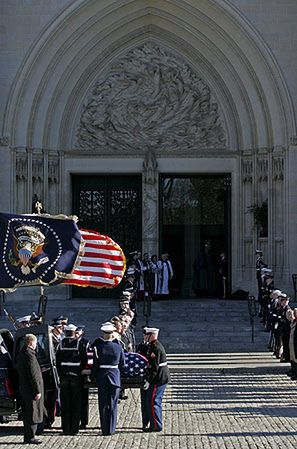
[3,0,295,151]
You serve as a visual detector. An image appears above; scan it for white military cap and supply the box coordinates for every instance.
[17,315,31,323]
[100,322,116,333]
[126,267,135,276]
[271,289,282,297]
[122,290,132,299]
[65,324,77,331]
[144,327,159,335]
[255,249,263,254]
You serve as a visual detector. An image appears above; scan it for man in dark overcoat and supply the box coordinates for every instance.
[16,333,44,444]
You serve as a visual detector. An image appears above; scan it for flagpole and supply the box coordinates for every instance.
[33,195,47,323]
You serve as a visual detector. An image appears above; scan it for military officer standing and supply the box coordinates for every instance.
[92,322,125,436]
[255,249,267,311]
[76,325,90,429]
[56,324,87,435]
[139,327,170,432]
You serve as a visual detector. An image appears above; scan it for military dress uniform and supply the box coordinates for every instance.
[139,328,170,432]
[56,326,87,435]
[92,327,125,436]
[255,251,267,308]
[279,301,292,362]
[77,331,90,429]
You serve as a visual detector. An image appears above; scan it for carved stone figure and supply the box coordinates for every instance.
[143,148,158,185]
[76,42,226,154]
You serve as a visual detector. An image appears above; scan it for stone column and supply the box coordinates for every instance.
[142,148,159,256]
[0,136,12,212]
[241,151,253,285]
[286,138,297,292]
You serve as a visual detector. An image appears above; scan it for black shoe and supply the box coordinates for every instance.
[143,428,153,433]
[291,376,297,380]
[79,425,87,430]
[119,395,128,400]
[24,439,42,445]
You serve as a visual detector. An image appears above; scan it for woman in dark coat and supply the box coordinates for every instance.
[16,334,44,444]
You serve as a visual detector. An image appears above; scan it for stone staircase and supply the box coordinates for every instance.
[0,292,269,355]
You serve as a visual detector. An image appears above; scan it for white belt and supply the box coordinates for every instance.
[61,362,80,366]
[99,364,118,369]
[159,362,167,367]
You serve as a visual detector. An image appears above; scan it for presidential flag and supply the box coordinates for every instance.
[64,229,126,289]
[0,213,81,291]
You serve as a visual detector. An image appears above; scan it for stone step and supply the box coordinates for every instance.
[0,295,268,353]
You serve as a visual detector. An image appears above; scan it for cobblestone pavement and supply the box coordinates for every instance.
[1,362,297,448]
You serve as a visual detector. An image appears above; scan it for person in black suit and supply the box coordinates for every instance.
[16,334,44,445]
[92,322,125,436]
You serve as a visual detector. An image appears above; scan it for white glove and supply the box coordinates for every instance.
[143,380,150,390]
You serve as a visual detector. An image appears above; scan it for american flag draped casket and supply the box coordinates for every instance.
[122,352,149,379]
[82,351,149,380]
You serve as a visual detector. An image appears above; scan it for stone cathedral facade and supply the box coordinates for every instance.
[1,1,297,298]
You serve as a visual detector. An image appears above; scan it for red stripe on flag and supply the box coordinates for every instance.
[83,252,123,261]
[79,261,124,270]
[64,229,126,289]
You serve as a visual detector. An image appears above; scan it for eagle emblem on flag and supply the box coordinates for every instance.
[9,224,48,275]
[0,213,81,290]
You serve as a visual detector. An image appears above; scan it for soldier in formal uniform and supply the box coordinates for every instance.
[16,334,44,444]
[255,249,267,313]
[122,269,138,325]
[92,322,125,436]
[76,325,90,429]
[260,268,274,329]
[279,295,292,363]
[56,324,87,435]
[17,315,31,328]
[42,319,63,429]
[289,308,297,380]
[139,327,170,433]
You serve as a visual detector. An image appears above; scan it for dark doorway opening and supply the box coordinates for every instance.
[72,175,142,298]
[160,174,231,298]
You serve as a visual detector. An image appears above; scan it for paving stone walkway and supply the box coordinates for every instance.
[1,359,297,448]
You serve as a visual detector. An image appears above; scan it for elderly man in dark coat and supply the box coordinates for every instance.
[16,333,44,444]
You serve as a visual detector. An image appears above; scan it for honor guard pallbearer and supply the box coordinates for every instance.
[56,324,88,435]
[92,322,125,436]
[139,327,170,432]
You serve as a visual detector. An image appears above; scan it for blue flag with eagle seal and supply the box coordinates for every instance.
[0,213,81,290]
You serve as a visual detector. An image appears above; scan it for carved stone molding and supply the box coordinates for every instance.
[0,136,9,146]
[16,154,27,181]
[272,157,284,181]
[76,42,226,154]
[290,136,297,146]
[32,156,43,182]
[48,158,59,184]
[242,159,253,183]
[257,158,268,182]
[143,148,158,185]
[143,181,158,249]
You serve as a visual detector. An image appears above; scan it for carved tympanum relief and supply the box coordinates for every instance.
[76,42,226,154]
